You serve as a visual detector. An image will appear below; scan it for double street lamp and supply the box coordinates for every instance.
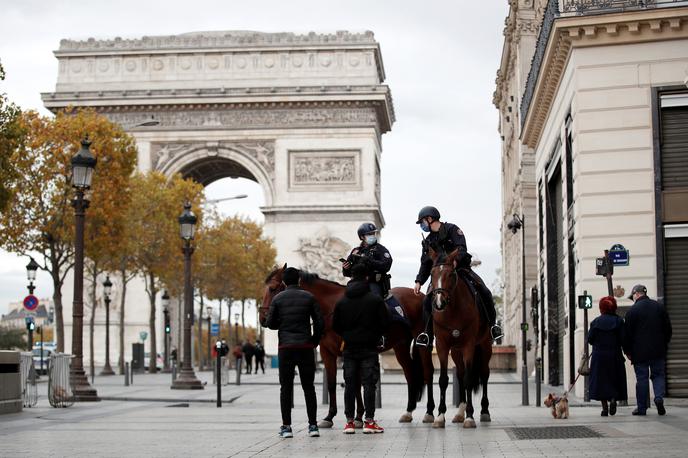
[70,137,99,401]
[507,213,528,406]
[100,276,114,376]
[171,203,203,390]
[25,259,39,352]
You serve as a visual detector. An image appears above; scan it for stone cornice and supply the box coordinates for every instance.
[522,6,688,148]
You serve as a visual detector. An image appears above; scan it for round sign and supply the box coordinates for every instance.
[23,295,39,311]
[140,331,148,341]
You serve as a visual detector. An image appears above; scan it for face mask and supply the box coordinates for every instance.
[365,235,377,245]
[420,220,430,233]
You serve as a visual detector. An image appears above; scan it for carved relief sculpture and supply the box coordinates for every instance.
[296,229,351,282]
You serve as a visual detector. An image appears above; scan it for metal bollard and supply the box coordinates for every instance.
[124,362,130,387]
[216,342,222,408]
[235,358,242,386]
[322,369,329,405]
[452,367,459,407]
[535,358,542,407]
[376,366,382,409]
[130,360,134,385]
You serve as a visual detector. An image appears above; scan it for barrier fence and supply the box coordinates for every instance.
[19,352,37,408]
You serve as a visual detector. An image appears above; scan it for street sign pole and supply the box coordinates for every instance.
[583,290,590,402]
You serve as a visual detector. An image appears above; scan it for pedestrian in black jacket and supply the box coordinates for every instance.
[588,296,627,417]
[333,263,390,434]
[262,267,324,438]
[623,285,672,416]
[242,340,255,375]
[254,340,266,374]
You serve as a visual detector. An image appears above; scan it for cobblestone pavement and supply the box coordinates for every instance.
[3,367,688,457]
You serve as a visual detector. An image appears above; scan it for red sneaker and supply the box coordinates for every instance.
[363,419,384,434]
[343,421,356,434]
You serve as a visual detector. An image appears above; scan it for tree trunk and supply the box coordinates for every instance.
[52,273,65,353]
[147,271,157,374]
[241,299,246,336]
[118,267,128,374]
[89,262,98,381]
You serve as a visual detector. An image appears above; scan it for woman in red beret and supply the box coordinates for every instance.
[588,296,628,416]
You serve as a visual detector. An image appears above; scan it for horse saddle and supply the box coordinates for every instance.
[457,269,488,325]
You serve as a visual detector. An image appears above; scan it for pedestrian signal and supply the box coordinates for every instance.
[25,316,35,331]
[578,294,593,309]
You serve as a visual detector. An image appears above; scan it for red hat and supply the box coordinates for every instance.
[599,296,617,315]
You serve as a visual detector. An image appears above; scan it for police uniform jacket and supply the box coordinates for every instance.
[343,242,393,283]
[415,222,468,285]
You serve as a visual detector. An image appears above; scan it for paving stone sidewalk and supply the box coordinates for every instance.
[2,367,688,457]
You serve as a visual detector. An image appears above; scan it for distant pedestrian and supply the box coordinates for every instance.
[170,347,177,364]
[242,340,255,374]
[623,285,672,416]
[333,263,389,434]
[588,296,627,417]
[262,267,324,438]
[254,340,266,374]
[232,343,243,372]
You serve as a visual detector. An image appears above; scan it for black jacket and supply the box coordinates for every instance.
[333,280,390,351]
[416,222,468,285]
[623,296,672,364]
[343,242,393,281]
[263,285,324,349]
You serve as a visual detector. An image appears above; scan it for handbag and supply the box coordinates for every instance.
[578,353,591,376]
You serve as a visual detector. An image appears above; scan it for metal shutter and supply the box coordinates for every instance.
[661,106,688,189]
[665,237,688,397]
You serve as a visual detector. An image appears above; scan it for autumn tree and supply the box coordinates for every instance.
[0,59,24,213]
[0,109,137,351]
[127,171,204,373]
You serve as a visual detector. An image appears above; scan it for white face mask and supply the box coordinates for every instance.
[365,235,377,245]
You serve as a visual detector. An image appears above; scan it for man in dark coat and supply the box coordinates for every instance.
[342,222,393,298]
[588,296,627,417]
[623,285,672,416]
[254,340,266,374]
[262,267,324,438]
[333,264,390,434]
[242,340,255,374]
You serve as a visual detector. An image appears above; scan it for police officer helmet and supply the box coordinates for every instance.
[416,206,440,224]
[357,222,377,239]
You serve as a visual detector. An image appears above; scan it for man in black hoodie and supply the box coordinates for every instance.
[263,267,324,438]
[333,264,390,434]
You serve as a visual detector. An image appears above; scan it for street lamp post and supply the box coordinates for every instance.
[69,137,99,401]
[162,291,171,372]
[25,258,39,351]
[234,312,240,347]
[171,203,203,390]
[100,276,115,375]
[206,306,212,370]
[508,213,528,406]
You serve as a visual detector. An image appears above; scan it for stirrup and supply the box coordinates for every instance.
[415,333,430,347]
[377,336,386,350]
[490,325,503,341]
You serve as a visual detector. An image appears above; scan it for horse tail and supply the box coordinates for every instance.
[465,344,482,394]
[411,343,425,402]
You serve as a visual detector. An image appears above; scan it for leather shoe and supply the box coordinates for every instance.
[632,409,646,416]
[600,410,608,417]
[655,399,666,416]
[609,400,617,416]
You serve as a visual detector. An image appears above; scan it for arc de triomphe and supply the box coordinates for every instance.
[42,31,395,356]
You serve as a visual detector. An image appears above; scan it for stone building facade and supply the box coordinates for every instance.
[498,0,688,397]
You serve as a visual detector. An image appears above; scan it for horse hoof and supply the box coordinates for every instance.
[432,414,445,428]
[422,413,435,423]
[353,419,364,429]
[480,413,491,422]
[463,418,476,429]
[399,412,413,423]
[318,420,333,429]
[452,413,464,423]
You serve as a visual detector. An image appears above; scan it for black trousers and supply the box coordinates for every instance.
[343,349,379,421]
[254,357,265,374]
[245,355,253,374]
[278,348,317,426]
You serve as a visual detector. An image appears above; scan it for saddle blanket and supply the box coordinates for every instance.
[385,295,410,327]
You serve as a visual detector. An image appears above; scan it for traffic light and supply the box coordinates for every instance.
[578,294,593,309]
[25,316,35,331]
[164,316,171,334]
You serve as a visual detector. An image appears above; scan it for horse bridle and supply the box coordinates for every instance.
[259,282,285,315]
[430,262,458,304]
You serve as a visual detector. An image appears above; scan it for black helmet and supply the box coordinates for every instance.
[416,206,440,224]
[357,222,377,238]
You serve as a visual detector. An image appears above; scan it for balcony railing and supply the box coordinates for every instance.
[561,0,688,16]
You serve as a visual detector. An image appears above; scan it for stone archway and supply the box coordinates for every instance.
[42,30,395,354]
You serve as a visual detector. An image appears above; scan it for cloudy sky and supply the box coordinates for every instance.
[0,0,509,316]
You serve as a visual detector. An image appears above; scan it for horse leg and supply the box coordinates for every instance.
[394,343,417,423]
[480,341,492,423]
[423,349,435,423]
[319,350,338,428]
[452,356,467,424]
[462,349,476,429]
[432,347,449,428]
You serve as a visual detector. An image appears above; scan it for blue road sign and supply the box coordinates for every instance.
[609,244,630,266]
[210,323,220,336]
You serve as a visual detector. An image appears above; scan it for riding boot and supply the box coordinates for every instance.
[416,295,433,348]
[470,272,503,341]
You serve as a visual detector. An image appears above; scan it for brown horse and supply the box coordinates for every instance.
[260,265,436,428]
[427,248,493,428]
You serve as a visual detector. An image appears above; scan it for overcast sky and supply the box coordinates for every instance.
[0,0,509,316]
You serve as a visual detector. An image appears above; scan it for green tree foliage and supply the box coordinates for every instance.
[0,327,26,350]
[0,59,24,213]
[0,108,138,352]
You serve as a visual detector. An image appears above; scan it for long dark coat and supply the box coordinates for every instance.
[588,314,628,401]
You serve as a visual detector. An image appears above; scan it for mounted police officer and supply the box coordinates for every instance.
[412,206,502,347]
[342,222,393,299]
